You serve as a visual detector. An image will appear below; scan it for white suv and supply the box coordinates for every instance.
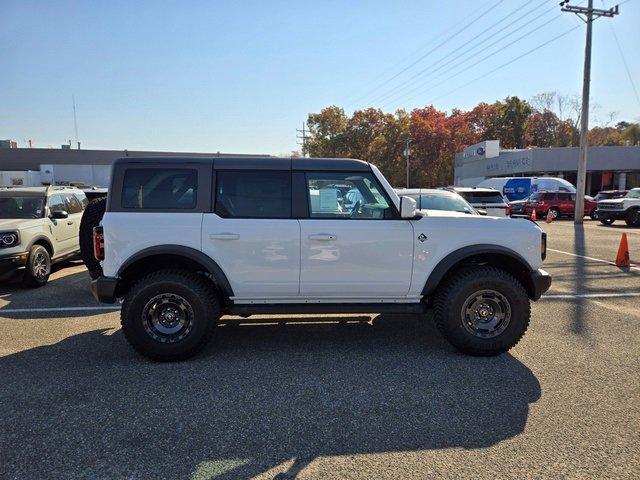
[0,186,87,286]
[596,188,640,226]
[88,157,551,361]
[448,187,511,217]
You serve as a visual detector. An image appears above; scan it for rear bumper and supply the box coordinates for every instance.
[0,252,29,276]
[529,269,552,300]
[596,209,626,220]
[91,276,119,304]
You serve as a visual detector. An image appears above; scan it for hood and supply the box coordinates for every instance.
[598,198,625,204]
[0,218,43,231]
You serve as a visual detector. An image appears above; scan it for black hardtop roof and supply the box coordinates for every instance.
[113,156,371,172]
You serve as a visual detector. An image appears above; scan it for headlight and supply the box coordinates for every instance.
[0,231,20,248]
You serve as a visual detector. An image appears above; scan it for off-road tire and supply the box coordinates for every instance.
[23,245,51,288]
[433,266,531,356]
[599,217,614,225]
[121,269,220,361]
[79,197,107,279]
[624,209,640,227]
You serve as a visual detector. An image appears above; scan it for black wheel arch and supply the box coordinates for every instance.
[117,245,234,298]
[422,244,537,299]
[27,235,54,257]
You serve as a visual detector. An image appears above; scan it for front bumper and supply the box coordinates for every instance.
[91,276,119,304]
[595,209,626,220]
[0,252,29,276]
[529,269,552,300]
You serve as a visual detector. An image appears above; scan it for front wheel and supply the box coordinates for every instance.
[121,269,220,361]
[23,245,51,287]
[433,266,531,356]
[625,209,640,227]
[589,210,598,220]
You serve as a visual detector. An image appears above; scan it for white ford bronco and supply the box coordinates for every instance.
[596,187,640,226]
[88,157,551,361]
[0,186,88,286]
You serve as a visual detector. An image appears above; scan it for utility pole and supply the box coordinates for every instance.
[404,138,412,188]
[560,0,619,224]
[296,123,308,157]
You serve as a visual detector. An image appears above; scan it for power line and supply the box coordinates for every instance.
[346,0,506,108]
[388,11,567,108]
[601,0,640,107]
[423,24,583,105]
[369,0,550,106]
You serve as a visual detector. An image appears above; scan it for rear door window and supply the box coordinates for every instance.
[215,171,291,218]
[122,169,198,209]
[64,194,83,214]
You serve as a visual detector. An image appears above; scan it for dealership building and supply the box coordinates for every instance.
[0,144,268,187]
[454,140,640,195]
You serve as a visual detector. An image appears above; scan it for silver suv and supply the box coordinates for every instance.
[0,186,88,287]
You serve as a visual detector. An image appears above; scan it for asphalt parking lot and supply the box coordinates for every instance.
[1,220,639,479]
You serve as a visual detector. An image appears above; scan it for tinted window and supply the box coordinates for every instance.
[0,196,45,219]
[122,169,197,209]
[48,195,66,213]
[64,194,83,214]
[306,172,392,219]
[459,191,505,204]
[75,193,89,208]
[215,171,291,218]
[419,192,475,214]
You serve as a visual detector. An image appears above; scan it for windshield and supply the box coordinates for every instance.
[418,192,475,214]
[0,196,45,219]
[627,189,640,199]
[458,191,505,204]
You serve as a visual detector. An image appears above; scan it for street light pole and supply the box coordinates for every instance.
[404,138,411,188]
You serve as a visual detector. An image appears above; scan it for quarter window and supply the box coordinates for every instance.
[215,171,291,218]
[305,172,393,219]
[122,169,197,209]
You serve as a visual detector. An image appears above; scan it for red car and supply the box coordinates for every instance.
[523,191,597,219]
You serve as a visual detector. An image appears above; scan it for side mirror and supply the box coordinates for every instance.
[476,209,488,216]
[400,196,417,219]
[50,210,69,219]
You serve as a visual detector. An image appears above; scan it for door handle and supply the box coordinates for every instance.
[209,233,240,240]
[308,234,337,241]
[67,221,74,225]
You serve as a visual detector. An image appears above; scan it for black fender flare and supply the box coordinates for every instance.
[421,244,534,296]
[26,235,55,256]
[117,245,234,297]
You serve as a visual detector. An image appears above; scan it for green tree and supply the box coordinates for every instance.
[496,96,532,148]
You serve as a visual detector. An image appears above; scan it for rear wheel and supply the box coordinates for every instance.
[625,209,640,227]
[23,245,51,288]
[433,266,530,356]
[589,209,598,220]
[79,197,107,279]
[599,217,614,225]
[548,207,559,219]
[121,269,220,361]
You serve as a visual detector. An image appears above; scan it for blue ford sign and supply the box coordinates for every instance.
[476,147,485,156]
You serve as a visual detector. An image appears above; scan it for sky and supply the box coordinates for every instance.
[1,0,639,155]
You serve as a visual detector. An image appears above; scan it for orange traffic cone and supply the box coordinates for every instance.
[530,209,537,221]
[546,209,553,223]
[615,233,631,268]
